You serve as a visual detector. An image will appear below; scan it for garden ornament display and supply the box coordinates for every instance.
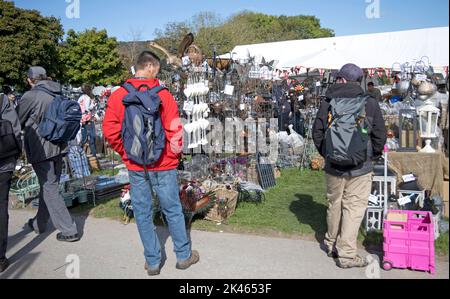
[185,44,203,67]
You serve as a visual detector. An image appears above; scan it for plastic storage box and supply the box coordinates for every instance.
[382,210,435,274]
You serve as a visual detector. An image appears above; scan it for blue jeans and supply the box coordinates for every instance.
[81,121,97,157]
[128,169,191,268]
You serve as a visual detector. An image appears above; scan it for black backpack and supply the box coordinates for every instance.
[325,96,370,166]
[0,94,21,160]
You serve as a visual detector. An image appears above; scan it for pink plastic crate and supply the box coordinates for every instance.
[382,210,435,274]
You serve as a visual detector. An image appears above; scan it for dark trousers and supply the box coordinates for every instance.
[0,171,13,260]
[32,157,78,236]
[81,121,97,157]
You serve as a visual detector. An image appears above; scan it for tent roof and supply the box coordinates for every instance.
[229,27,449,69]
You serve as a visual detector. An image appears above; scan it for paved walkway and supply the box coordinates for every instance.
[1,210,448,279]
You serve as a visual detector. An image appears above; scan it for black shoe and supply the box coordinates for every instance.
[27,219,42,234]
[56,233,80,243]
[321,243,338,259]
[0,258,10,273]
[327,249,339,259]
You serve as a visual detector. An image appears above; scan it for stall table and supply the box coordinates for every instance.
[388,152,449,197]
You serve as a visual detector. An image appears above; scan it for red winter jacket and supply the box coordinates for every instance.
[103,78,183,172]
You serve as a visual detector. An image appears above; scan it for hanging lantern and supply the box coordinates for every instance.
[417,102,440,153]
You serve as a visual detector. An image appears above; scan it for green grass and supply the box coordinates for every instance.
[435,232,449,256]
[91,168,119,177]
[71,198,124,221]
[70,168,449,256]
[192,169,328,239]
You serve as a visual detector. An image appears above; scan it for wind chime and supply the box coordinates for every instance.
[183,73,211,149]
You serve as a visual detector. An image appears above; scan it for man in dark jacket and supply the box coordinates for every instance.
[0,93,22,273]
[17,67,79,242]
[312,64,386,269]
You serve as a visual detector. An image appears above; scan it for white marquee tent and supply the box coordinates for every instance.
[225,27,449,70]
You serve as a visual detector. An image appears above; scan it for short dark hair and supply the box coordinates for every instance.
[29,74,48,85]
[368,82,375,87]
[82,83,94,98]
[135,51,160,71]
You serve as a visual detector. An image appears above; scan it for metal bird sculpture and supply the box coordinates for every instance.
[177,33,195,58]
[259,57,276,70]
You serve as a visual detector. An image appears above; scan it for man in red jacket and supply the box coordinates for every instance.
[103,51,199,276]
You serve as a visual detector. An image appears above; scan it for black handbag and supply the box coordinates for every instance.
[0,95,20,160]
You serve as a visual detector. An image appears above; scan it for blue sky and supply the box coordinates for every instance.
[11,0,449,41]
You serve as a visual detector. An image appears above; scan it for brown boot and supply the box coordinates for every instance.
[144,263,161,276]
[176,250,200,270]
[336,255,369,269]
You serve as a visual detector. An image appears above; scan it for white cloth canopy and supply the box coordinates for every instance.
[228,27,449,69]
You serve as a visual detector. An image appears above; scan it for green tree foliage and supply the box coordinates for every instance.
[154,11,334,58]
[59,28,128,85]
[0,0,64,90]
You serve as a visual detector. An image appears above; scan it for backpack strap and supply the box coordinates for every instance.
[355,96,370,120]
[149,86,167,95]
[122,83,166,95]
[122,83,138,94]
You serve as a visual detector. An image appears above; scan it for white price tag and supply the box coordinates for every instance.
[298,95,305,102]
[315,81,321,87]
[402,174,416,183]
[415,74,427,81]
[224,85,235,96]
[183,101,194,113]
[369,194,379,205]
[398,196,412,206]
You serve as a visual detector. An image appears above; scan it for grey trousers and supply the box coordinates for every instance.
[32,156,78,236]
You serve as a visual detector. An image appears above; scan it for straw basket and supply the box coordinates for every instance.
[88,155,100,171]
[205,188,239,223]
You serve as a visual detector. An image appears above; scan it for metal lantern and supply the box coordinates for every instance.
[398,109,418,152]
[417,103,440,153]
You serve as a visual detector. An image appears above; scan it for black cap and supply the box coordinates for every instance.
[332,63,364,82]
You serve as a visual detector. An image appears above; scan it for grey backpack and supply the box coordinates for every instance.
[325,96,370,166]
